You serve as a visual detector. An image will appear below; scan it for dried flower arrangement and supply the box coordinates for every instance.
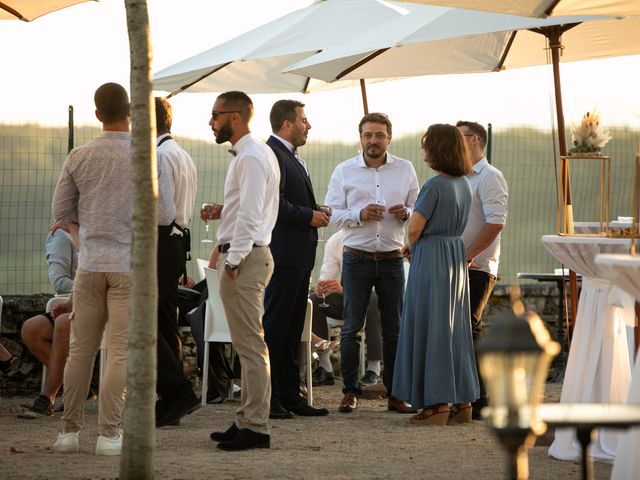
[569,110,611,155]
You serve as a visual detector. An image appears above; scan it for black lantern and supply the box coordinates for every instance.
[476,288,560,479]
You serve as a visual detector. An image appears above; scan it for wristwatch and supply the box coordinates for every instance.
[224,260,239,272]
[401,208,410,222]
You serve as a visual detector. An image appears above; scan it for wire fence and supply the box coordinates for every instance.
[0,122,637,294]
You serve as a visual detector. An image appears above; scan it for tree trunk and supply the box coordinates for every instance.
[121,0,157,478]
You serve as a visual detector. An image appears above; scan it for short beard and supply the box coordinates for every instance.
[365,146,385,160]
[214,123,232,144]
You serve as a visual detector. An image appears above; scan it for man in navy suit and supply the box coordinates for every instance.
[263,100,330,418]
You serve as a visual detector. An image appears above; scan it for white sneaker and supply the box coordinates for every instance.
[95,432,123,456]
[53,432,79,453]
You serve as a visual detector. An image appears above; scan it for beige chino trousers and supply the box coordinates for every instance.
[219,247,273,435]
[63,269,130,438]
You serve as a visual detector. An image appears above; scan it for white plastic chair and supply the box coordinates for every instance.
[201,266,234,407]
[196,258,208,282]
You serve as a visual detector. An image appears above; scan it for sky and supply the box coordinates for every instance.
[0,0,639,142]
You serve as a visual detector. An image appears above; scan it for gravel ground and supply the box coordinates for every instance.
[0,382,613,479]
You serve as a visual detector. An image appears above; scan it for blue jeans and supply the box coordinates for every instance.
[340,252,404,396]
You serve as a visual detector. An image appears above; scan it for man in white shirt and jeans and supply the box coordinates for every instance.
[457,121,508,419]
[325,113,419,414]
[207,91,280,451]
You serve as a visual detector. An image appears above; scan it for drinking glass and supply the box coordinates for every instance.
[317,205,331,243]
[201,203,214,243]
[318,292,329,308]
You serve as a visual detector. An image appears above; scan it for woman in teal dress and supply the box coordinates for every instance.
[392,124,479,425]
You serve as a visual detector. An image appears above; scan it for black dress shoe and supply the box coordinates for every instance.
[269,403,294,420]
[156,394,201,428]
[210,423,239,442]
[217,428,270,451]
[282,399,329,417]
[312,366,335,386]
[156,398,180,426]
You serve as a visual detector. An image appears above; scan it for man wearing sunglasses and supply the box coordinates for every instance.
[207,91,280,451]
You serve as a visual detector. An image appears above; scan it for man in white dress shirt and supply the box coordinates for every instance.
[154,97,201,428]
[457,121,508,419]
[325,113,419,414]
[207,91,280,451]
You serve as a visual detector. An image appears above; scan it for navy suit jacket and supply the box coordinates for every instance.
[267,136,318,268]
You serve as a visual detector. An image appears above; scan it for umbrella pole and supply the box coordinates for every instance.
[547,27,573,231]
[547,26,579,329]
[359,79,369,115]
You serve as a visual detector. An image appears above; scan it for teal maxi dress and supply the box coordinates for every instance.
[392,174,480,408]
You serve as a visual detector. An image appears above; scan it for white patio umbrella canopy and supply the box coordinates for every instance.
[0,0,96,21]
[405,0,640,17]
[152,0,423,97]
[284,9,640,82]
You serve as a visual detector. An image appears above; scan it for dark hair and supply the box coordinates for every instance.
[421,124,472,177]
[270,99,305,132]
[94,83,129,123]
[358,112,392,136]
[455,120,487,148]
[216,91,253,123]
[155,97,172,134]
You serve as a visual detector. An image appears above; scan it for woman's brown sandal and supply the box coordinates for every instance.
[410,404,450,426]
[449,403,472,424]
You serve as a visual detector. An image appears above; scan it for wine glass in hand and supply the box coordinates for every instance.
[317,205,331,243]
[201,203,214,243]
[317,280,330,308]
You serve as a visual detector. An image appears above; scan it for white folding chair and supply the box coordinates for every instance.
[301,298,313,405]
[201,266,234,407]
[196,258,208,282]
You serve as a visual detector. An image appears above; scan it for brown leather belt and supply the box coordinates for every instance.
[343,246,403,260]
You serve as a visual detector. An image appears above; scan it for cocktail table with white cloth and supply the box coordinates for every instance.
[594,252,640,479]
[541,235,635,462]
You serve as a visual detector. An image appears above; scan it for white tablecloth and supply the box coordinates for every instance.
[542,235,634,462]
[595,253,640,479]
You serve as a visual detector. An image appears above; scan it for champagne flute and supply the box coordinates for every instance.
[318,280,329,308]
[201,203,214,243]
[319,292,329,308]
[317,205,331,243]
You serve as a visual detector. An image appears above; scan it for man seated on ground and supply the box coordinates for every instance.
[19,229,77,419]
[308,229,384,387]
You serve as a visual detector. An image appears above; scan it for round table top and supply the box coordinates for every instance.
[541,235,632,277]
[538,403,640,428]
[595,253,640,301]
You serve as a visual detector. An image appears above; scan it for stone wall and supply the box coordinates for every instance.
[1,285,565,396]
[0,295,199,396]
